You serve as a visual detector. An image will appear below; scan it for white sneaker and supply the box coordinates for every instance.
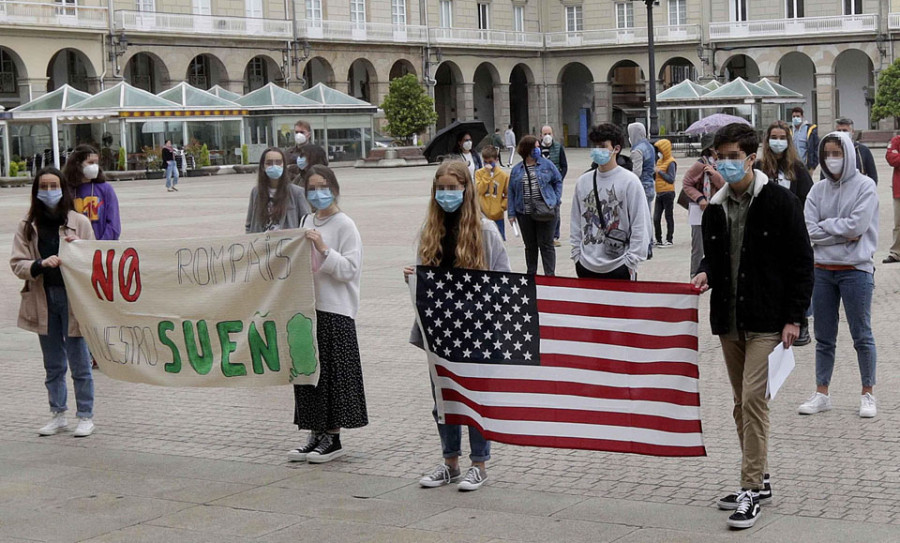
[73,417,94,438]
[860,393,877,418]
[38,412,68,436]
[798,392,832,415]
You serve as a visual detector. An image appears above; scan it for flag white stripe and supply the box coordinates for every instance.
[537,285,698,310]
[435,358,700,394]
[540,339,699,364]
[539,312,698,337]
[443,402,704,448]
[436,376,702,420]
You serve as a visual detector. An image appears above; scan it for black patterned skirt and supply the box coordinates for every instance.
[293,310,369,431]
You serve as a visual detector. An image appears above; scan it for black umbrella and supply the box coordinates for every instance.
[423,120,489,163]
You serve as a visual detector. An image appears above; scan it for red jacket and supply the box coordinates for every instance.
[885,135,900,198]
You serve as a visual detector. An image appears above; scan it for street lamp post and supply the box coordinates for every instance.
[640,0,660,137]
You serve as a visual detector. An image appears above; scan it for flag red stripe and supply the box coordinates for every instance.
[536,275,701,296]
[540,326,699,350]
[441,389,703,433]
[435,364,700,406]
[444,414,707,456]
[537,299,698,323]
[539,353,700,378]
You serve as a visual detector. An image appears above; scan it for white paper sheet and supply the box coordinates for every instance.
[688,203,703,226]
[512,221,520,237]
[766,343,795,400]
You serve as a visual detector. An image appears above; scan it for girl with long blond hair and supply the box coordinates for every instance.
[403,159,509,491]
[756,120,813,206]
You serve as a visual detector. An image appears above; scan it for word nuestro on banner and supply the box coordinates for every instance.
[411,266,705,457]
[60,231,319,387]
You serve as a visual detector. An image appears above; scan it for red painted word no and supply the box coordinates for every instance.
[92,248,142,302]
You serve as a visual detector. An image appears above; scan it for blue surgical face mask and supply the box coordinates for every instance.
[591,148,612,166]
[768,139,788,154]
[531,147,542,161]
[307,187,334,210]
[717,158,749,184]
[792,117,802,127]
[265,165,283,179]
[296,156,308,170]
[435,189,464,213]
[37,189,63,209]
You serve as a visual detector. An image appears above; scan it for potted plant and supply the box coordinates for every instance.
[142,145,165,179]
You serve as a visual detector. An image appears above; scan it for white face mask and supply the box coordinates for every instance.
[542,134,553,146]
[462,141,473,152]
[825,157,844,176]
[294,132,308,145]
[82,163,99,180]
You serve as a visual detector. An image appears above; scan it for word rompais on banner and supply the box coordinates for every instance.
[59,231,318,387]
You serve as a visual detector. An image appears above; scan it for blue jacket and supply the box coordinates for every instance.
[507,157,563,219]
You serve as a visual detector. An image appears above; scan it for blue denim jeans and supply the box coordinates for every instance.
[39,286,94,418]
[494,219,506,241]
[165,160,179,188]
[813,268,877,388]
[432,404,491,462]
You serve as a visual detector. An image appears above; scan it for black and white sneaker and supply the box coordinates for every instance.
[306,433,344,464]
[726,490,761,529]
[287,432,324,462]
[717,474,772,509]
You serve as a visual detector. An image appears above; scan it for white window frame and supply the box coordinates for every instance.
[246,0,263,19]
[55,0,77,16]
[136,0,155,12]
[306,0,322,24]
[565,5,583,33]
[786,0,803,18]
[439,0,452,29]
[616,2,633,29]
[391,0,406,26]
[730,0,747,22]
[477,2,490,30]
[350,0,366,27]
[513,5,524,32]
[192,0,211,15]
[843,0,862,15]
[668,0,686,26]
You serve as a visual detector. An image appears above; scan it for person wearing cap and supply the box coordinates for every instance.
[681,134,725,277]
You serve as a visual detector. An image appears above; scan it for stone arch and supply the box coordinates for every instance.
[473,62,500,132]
[777,52,816,122]
[303,56,334,88]
[186,53,228,90]
[347,58,377,103]
[509,63,533,138]
[0,46,27,109]
[123,51,170,94]
[558,63,594,147]
[243,55,282,94]
[720,54,759,82]
[833,49,875,130]
[46,48,97,93]
[608,59,646,128]
[659,57,696,89]
[435,61,463,128]
[389,59,417,80]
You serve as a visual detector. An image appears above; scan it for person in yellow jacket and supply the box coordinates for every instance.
[474,146,510,240]
[653,139,677,247]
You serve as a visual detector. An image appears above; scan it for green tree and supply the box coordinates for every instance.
[872,58,900,123]
[380,74,438,144]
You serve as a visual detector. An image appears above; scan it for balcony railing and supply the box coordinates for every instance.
[115,10,292,39]
[709,14,878,41]
[0,1,107,30]
[889,13,900,30]
[298,19,427,43]
[428,27,545,48]
[545,25,701,48]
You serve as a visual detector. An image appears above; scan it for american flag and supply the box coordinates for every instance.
[412,266,705,457]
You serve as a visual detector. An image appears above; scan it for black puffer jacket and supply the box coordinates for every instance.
[698,172,814,335]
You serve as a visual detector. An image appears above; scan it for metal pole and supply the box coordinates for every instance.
[645,0,659,137]
[51,115,60,169]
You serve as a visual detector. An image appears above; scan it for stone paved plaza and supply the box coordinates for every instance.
[1,149,899,541]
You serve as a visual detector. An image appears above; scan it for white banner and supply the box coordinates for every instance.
[59,230,318,387]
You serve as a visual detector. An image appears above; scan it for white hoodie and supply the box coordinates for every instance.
[805,131,879,273]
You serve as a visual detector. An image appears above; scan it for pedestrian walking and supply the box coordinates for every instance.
[790,107,819,174]
[832,118,877,184]
[692,123,814,530]
[628,122,657,259]
[507,135,563,275]
[798,132,879,418]
[681,134,724,278]
[162,140,179,192]
[404,159,510,491]
[11,167,97,438]
[539,126,568,247]
[288,165,367,463]
[64,144,120,241]
[244,148,310,233]
[570,123,650,280]
[653,139,676,247]
[504,124,516,166]
[474,146,509,240]
[491,128,505,165]
[884,134,900,264]
[452,132,483,181]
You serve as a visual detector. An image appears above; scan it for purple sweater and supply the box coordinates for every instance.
[74,181,121,240]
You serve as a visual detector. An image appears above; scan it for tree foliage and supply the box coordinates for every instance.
[380,74,438,144]
[872,58,900,123]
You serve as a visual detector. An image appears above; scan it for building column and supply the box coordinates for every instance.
[86,77,103,94]
[593,81,611,125]
[18,78,50,105]
[373,81,391,107]
[494,83,509,131]
[528,83,544,135]
[285,79,306,93]
[815,72,836,133]
[223,79,244,94]
[544,83,560,133]
[457,83,474,120]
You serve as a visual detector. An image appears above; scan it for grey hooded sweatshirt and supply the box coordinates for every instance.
[804,131,879,273]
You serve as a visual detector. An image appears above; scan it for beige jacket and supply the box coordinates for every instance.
[10,211,95,336]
